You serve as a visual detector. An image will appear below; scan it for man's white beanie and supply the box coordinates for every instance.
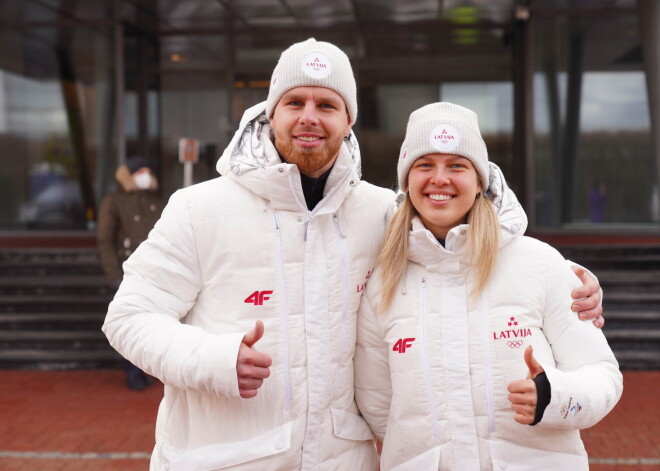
[265,38,358,123]
[397,102,489,192]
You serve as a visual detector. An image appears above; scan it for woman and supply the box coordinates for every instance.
[354,102,622,470]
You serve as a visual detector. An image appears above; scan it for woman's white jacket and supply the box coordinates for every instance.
[102,102,395,471]
[354,192,623,470]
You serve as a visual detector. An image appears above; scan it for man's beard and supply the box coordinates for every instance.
[273,130,344,177]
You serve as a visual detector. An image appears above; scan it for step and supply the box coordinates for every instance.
[0,247,101,259]
[611,349,660,370]
[603,329,660,340]
[0,330,107,341]
[0,313,107,324]
[0,264,105,277]
[601,310,660,321]
[0,348,122,370]
[568,254,660,263]
[0,294,112,304]
[0,330,110,353]
[0,275,108,286]
[559,245,660,256]
[565,256,660,271]
[594,270,660,285]
[603,291,660,303]
[0,313,107,332]
[613,350,660,361]
[0,286,114,297]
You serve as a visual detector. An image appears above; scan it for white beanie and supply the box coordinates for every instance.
[397,102,489,192]
[265,38,358,123]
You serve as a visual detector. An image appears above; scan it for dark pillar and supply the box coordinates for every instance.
[638,0,660,221]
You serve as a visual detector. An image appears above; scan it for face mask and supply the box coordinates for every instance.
[133,172,152,190]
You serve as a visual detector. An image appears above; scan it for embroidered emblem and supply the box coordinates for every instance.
[301,52,332,78]
[560,397,582,418]
[492,315,532,346]
[244,290,273,305]
[392,338,415,353]
[429,124,460,152]
[356,269,372,293]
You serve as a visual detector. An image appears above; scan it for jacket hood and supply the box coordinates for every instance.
[215,102,363,207]
[115,165,159,193]
[407,161,528,266]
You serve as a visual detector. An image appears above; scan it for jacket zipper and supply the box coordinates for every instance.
[480,290,495,432]
[420,278,440,438]
[289,167,353,241]
[331,213,349,398]
[273,212,291,412]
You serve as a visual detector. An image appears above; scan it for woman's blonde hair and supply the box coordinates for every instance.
[377,191,500,313]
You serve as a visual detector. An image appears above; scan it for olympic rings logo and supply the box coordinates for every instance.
[507,340,524,348]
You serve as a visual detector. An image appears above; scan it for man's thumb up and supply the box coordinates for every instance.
[524,345,544,379]
[242,320,265,348]
[237,320,272,399]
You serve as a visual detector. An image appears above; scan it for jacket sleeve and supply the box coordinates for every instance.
[354,288,392,441]
[102,189,244,398]
[536,250,623,430]
[97,195,123,284]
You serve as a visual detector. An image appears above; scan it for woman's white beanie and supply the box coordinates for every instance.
[397,102,489,192]
[265,38,358,123]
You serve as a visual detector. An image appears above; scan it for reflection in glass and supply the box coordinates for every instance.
[533,13,653,227]
[0,25,115,231]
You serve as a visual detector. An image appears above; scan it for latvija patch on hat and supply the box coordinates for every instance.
[301,52,332,79]
[429,124,460,152]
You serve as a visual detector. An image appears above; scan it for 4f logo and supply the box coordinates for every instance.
[244,290,273,306]
[393,338,415,353]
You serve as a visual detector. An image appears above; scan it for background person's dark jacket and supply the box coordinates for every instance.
[97,165,164,284]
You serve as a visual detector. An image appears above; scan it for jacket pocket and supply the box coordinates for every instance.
[385,446,441,471]
[489,439,588,471]
[330,408,374,441]
[161,421,293,471]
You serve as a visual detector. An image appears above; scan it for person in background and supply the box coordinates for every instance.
[103,39,604,471]
[354,102,622,471]
[97,156,163,391]
[588,179,607,223]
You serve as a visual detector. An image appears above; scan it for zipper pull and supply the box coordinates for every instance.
[333,213,345,238]
[303,215,313,241]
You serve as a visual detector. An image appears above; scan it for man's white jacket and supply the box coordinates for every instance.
[354,193,623,470]
[103,102,394,470]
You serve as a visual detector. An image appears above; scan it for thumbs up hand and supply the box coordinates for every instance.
[236,320,272,399]
[507,345,546,424]
[523,344,545,378]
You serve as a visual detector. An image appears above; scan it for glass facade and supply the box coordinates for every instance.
[0,2,114,230]
[532,5,657,228]
[0,0,658,237]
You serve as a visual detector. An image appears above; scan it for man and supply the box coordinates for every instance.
[103,38,603,470]
[98,156,163,390]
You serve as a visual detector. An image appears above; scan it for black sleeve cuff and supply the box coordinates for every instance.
[531,372,551,426]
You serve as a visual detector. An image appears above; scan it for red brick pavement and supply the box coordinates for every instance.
[0,370,161,471]
[0,370,657,471]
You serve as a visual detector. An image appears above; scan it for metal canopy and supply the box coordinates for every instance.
[0,0,640,83]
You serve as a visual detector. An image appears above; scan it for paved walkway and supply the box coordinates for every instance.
[0,370,658,470]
